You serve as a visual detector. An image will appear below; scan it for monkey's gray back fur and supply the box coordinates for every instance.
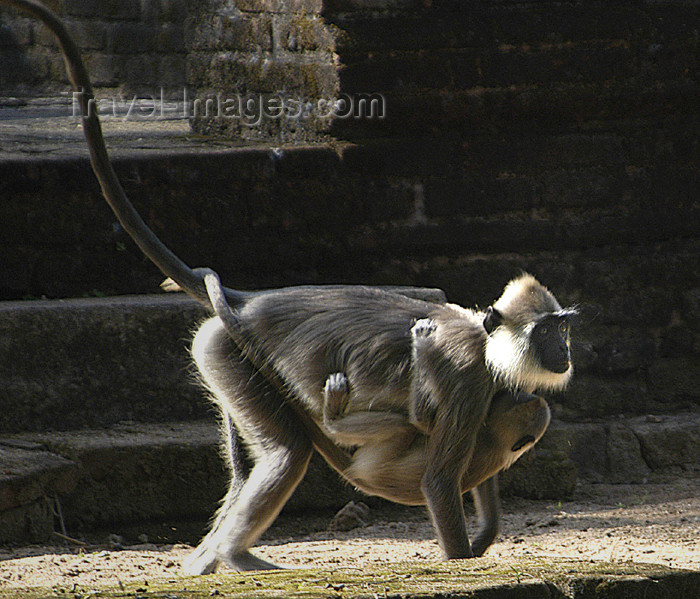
[236,286,493,422]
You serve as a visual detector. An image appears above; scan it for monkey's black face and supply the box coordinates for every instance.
[532,315,571,373]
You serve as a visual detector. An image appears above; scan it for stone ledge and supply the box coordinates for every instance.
[0,295,210,433]
[0,441,79,544]
[0,420,361,543]
[1,558,695,599]
[1,412,698,545]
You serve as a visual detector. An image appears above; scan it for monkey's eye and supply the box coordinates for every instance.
[559,322,569,334]
[539,326,548,335]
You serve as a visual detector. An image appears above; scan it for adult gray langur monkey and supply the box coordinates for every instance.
[198,268,572,572]
[3,0,576,574]
[205,268,552,557]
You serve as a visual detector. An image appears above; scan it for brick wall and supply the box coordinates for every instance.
[0,1,698,422]
[0,0,188,93]
[187,0,337,141]
[0,0,336,140]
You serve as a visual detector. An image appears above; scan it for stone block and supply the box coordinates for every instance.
[154,22,185,54]
[0,444,78,512]
[65,0,141,21]
[61,0,101,18]
[0,497,54,545]
[157,54,187,88]
[500,448,578,500]
[0,49,37,85]
[235,0,323,14]
[33,19,107,51]
[82,52,122,86]
[198,52,337,96]
[0,16,32,47]
[14,422,360,530]
[158,0,189,24]
[26,422,225,528]
[107,23,154,54]
[273,14,335,53]
[605,423,652,484]
[537,421,606,482]
[0,442,79,544]
[631,413,700,473]
[123,53,159,87]
[0,296,208,434]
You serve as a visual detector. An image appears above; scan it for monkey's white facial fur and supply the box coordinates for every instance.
[484,274,574,393]
[484,319,573,393]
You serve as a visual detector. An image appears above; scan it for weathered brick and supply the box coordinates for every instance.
[123,53,159,86]
[35,19,107,51]
[82,52,123,86]
[159,0,190,23]
[108,23,155,54]
[65,0,141,20]
[195,51,337,97]
[188,14,273,52]
[0,49,40,84]
[273,15,335,53]
[154,22,185,54]
[157,54,187,87]
[0,16,33,48]
[235,0,322,14]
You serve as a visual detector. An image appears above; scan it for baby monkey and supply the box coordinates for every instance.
[323,373,550,504]
[320,318,551,556]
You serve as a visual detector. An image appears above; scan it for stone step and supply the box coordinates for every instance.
[0,439,79,544]
[0,295,208,433]
[327,2,700,52]
[1,100,699,302]
[1,412,698,545]
[0,420,361,545]
[332,79,700,138]
[337,41,698,95]
[0,288,442,434]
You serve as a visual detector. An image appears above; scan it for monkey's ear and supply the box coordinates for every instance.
[483,306,503,335]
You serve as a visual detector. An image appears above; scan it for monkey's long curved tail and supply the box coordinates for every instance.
[1,0,238,309]
[3,0,354,475]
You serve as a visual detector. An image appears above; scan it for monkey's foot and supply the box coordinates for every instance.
[221,551,282,572]
[325,372,349,395]
[470,533,496,557]
[411,318,436,340]
[181,543,220,575]
[323,372,350,421]
[183,545,282,574]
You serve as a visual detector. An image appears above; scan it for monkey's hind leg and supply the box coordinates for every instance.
[183,318,312,574]
[323,372,417,446]
[323,372,350,427]
[409,318,438,434]
[469,475,501,557]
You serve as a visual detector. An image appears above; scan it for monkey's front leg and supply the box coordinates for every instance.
[421,402,489,560]
[422,468,472,559]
